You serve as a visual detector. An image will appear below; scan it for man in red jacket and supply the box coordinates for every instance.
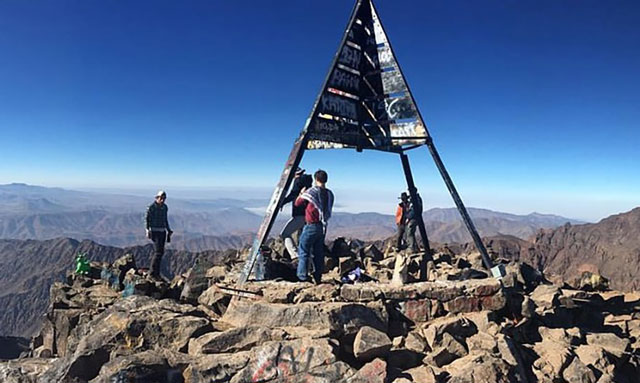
[294,170,334,283]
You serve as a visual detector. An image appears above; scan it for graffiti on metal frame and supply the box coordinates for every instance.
[306,0,428,151]
[237,137,305,283]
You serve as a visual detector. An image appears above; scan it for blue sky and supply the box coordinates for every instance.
[0,0,638,221]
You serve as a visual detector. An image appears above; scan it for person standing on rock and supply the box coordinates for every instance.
[294,170,334,283]
[405,192,422,252]
[145,190,173,279]
[395,192,410,251]
[280,168,313,260]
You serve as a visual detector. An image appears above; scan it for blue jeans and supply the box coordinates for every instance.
[297,223,325,282]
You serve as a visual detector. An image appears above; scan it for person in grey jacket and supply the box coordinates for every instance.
[145,190,173,278]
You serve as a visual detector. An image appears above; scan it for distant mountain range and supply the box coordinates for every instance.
[0,184,583,250]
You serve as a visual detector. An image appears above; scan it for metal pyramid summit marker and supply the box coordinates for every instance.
[238,0,499,284]
[306,0,428,151]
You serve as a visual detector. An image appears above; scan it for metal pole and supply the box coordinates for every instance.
[424,137,494,271]
[399,153,433,280]
[237,136,307,284]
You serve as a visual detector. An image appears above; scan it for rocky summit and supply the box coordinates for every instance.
[1,238,639,383]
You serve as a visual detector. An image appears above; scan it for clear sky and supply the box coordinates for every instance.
[0,0,638,221]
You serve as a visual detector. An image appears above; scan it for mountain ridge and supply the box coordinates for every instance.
[0,183,583,249]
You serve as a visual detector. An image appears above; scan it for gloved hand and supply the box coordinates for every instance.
[146,229,151,239]
[167,230,173,243]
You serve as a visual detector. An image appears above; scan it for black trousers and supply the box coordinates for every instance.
[406,220,418,251]
[396,223,406,249]
[150,231,166,277]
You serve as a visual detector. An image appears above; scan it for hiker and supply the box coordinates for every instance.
[395,192,410,250]
[405,192,423,252]
[145,190,173,278]
[280,168,313,260]
[294,169,334,283]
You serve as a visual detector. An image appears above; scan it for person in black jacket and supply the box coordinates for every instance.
[145,190,173,278]
[280,168,313,260]
[406,192,423,252]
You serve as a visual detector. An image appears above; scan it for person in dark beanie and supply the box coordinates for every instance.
[294,169,334,284]
[280,168,313,260]
[395,192,410,250]
[145,190,173,278]
[406,192,423,252]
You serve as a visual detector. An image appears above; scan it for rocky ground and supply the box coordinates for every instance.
[1,238,639,383]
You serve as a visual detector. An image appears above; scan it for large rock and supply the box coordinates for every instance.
[467,331,498,353]
[347,358,386,383]
[91,350,183,383]
[353,326,392,362]
[574,345,616,373]
[530,284,561,312]
[445,352,517,383]
[562,356,597,383]
[183,352,250,383]
[180,256,213,303]
[188,326,286,355]
[229,338,354,383]
[404,365,438,383]
[222,299,388,337]
[585,333,630,360]
[533,338,573,381]
[424,332,468,367]
[422,315,477,349]
[197,285,231,317]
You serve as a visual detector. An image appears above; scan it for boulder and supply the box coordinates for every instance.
[183,352,250,383]
[562,356,597,383]
[405,365,438,383]
[533,338,573,380]
[188,327,285,355]
[467,331,498,353]
[585,333,630,360]
[424,332,467,367]
[229,338,353,383]
[391,254,408,286]
[347,358,387,383]
[180,256,213,303]
[340,284,383,302]
[398,298,431,323]
[353,326,392,362]
[574,344,616,373]
[538,327,580,347]
[530,284,560,312]
[221,299,388,337]
[445,352,516,383]
[404,331,429,353]
[90,350,180,383]
[294,283,339,303]
[197,285,231,316]
[422,315,477,349]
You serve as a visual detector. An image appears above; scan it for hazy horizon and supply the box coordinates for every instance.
[3,181,637,223]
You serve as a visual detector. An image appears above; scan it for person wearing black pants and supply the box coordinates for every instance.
[395,192,409,250]
[145,190,173,278]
